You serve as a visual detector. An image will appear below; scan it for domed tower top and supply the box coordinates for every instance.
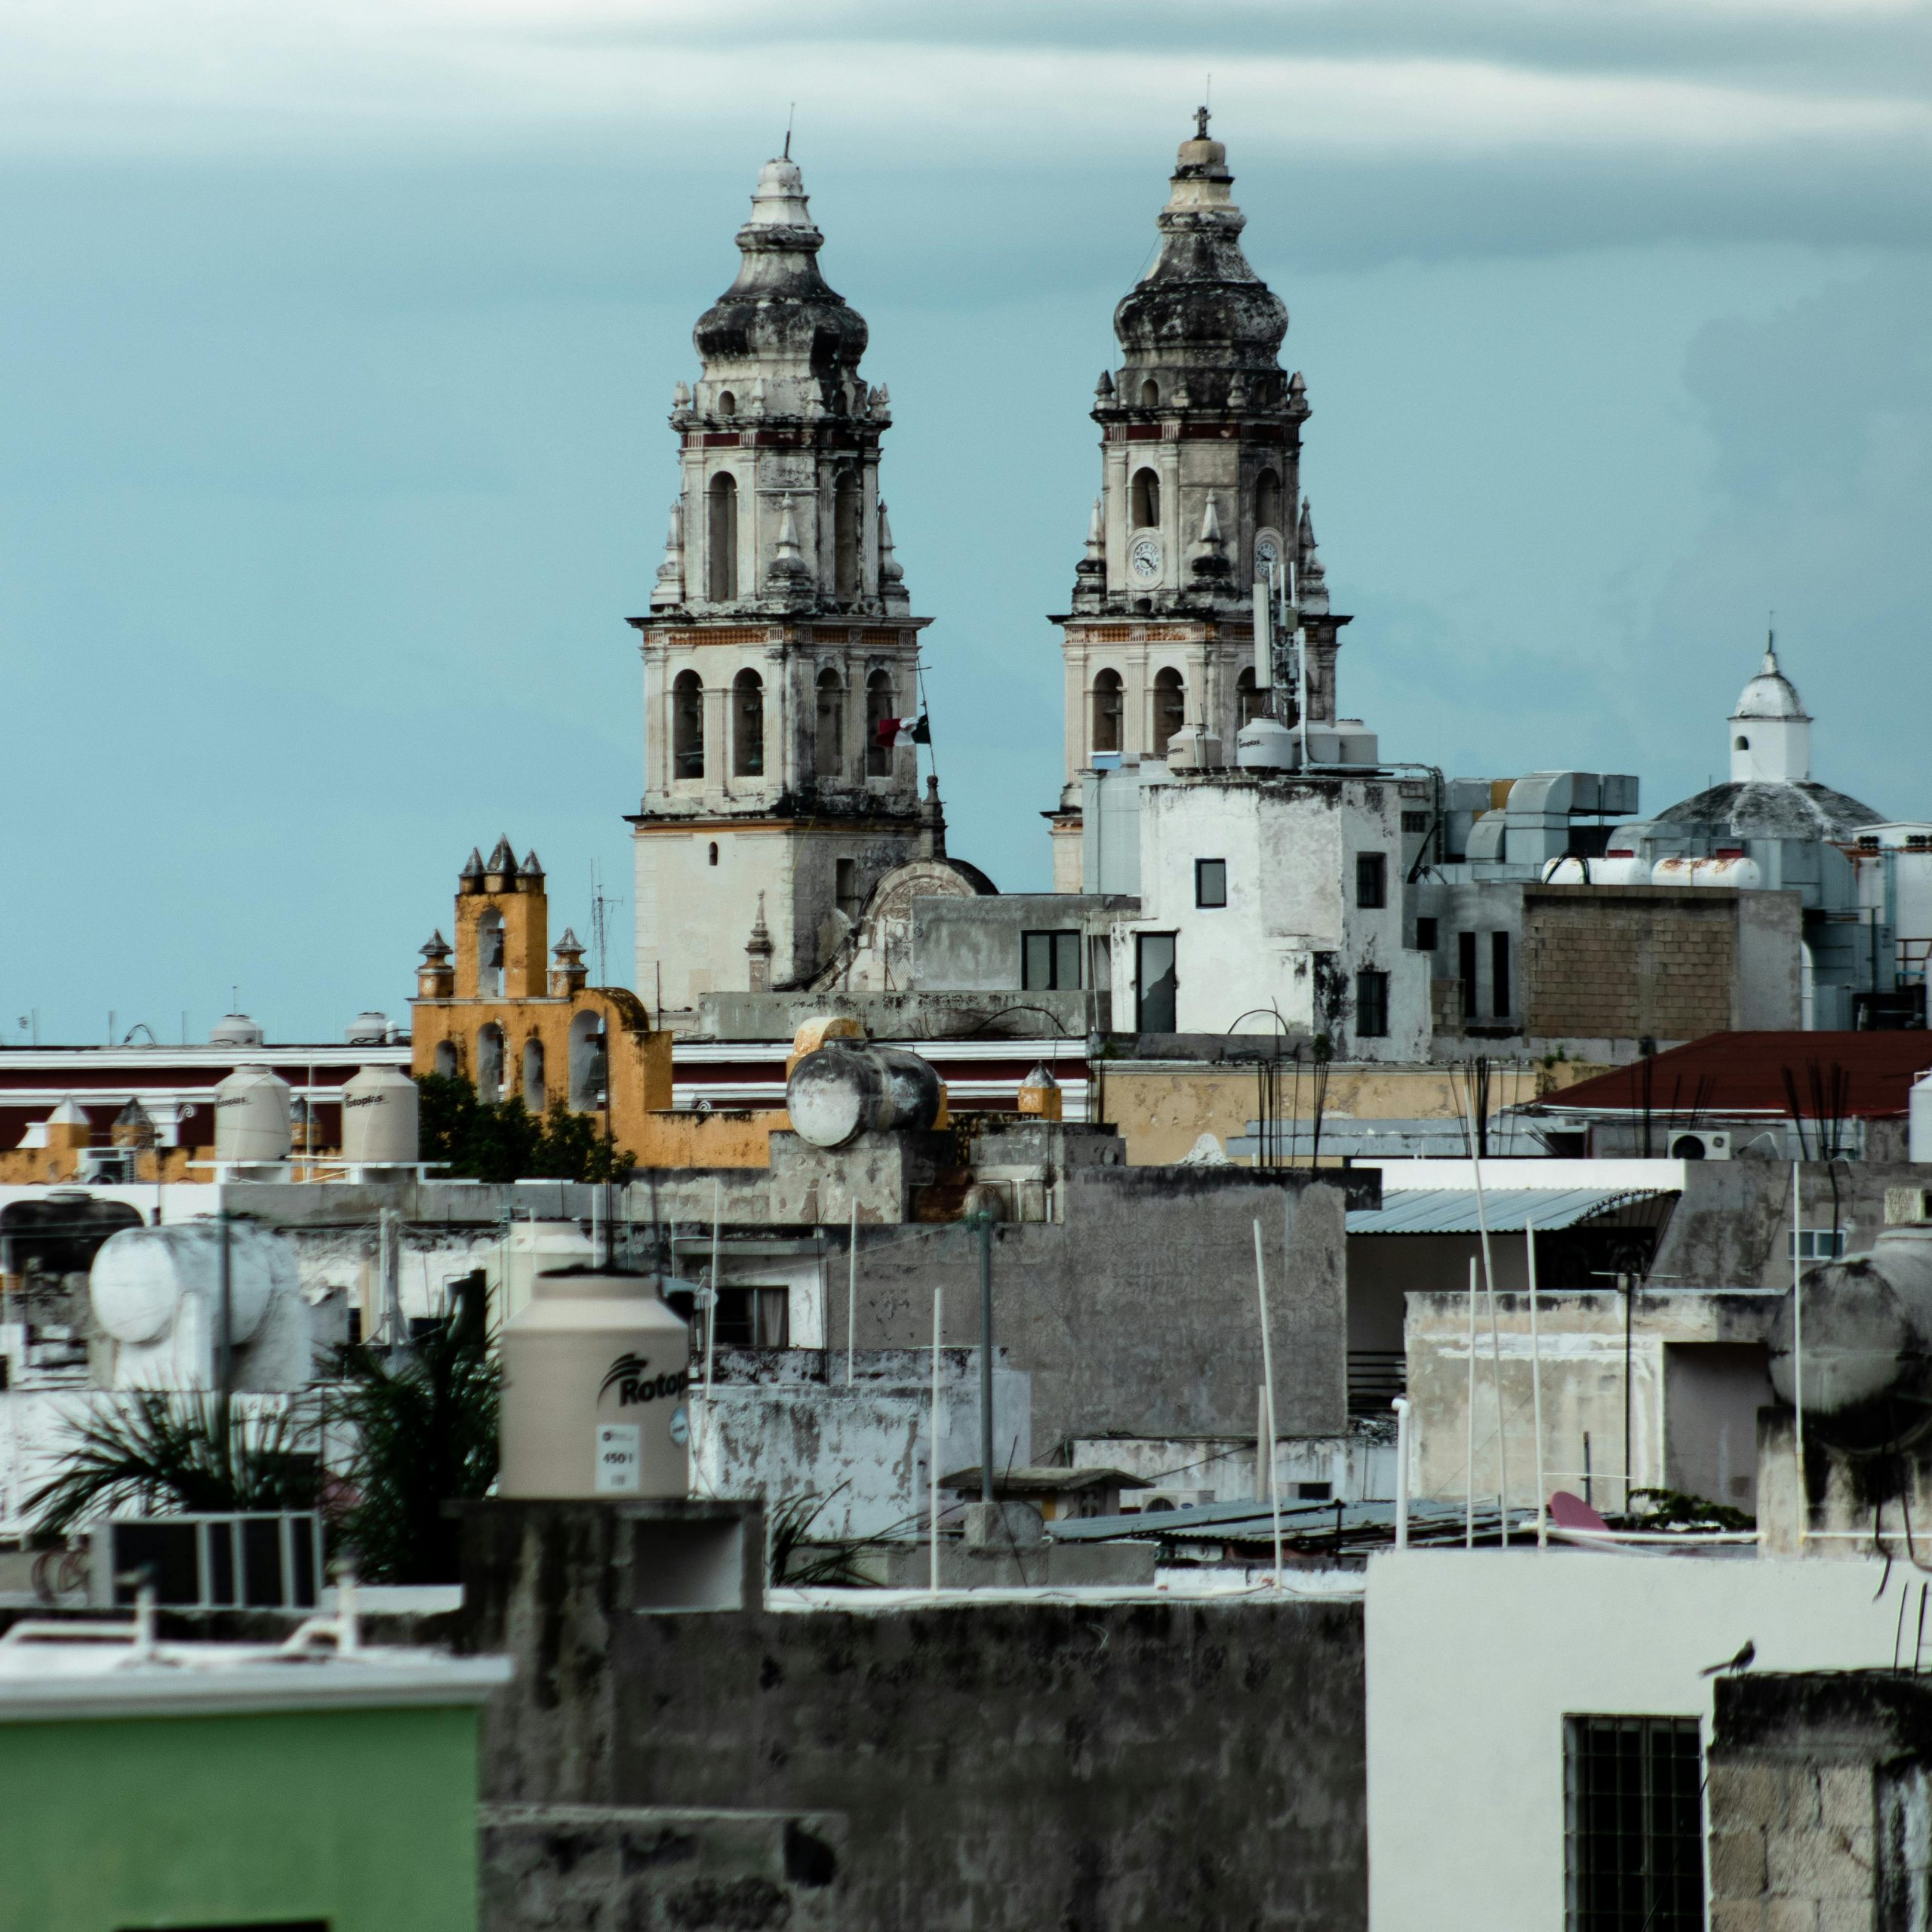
[1111,109,1290,412]
[1728,638,1813,783]
[691,155,869,411]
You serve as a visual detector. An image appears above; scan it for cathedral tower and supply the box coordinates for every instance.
[629,155,933,1016]
[1048,114,1351,886]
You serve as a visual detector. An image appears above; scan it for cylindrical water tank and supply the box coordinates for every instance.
[1767,1225,1932,1449]
[787,1043,944,1150]
[1541,856,1592,884]
[1235,718,1297,771]
[485,1220,598,1326]
[208,1013,265,1047]
[346,1011,389,1045]
[91,1219,291,1346]
[498,1268,691,1500]
[1591,847,1652,885]
[1912,1072,1932,1164]
[1652,854,1764,890]
[340,1064,420,1164]
[214,1066,292,1161]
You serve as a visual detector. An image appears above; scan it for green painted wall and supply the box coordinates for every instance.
[0,1702,481,1932]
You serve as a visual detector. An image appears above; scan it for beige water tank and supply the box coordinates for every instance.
[340,1064,420,1164]
[484,1219,597,1326]
[213,1066,292,1162]
[498,1267,692,1500]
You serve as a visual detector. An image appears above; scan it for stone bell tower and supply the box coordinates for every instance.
[1047,112,1352,888]
[629,152,934,1019]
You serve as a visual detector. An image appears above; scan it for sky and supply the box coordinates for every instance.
[2,0,1928,1044]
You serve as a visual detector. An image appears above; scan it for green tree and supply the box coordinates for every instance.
[416,1072,633,1183]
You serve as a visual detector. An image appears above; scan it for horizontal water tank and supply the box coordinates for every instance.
[1767,1225,1932,1450]
[787,1043,944,1149]
[214,1066,292,1162]
[91,1219,291,1346]
[1652,853,1764,889]
[498,1267,691,1500]
[1590,847,1652,885]
[340,1063,419,1163]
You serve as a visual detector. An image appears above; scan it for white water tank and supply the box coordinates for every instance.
[209,1013,265,1048]
[484,1219,598,1325]
[498,1267,691,1500]
[787,1044,944,1150]
[1652,853,1764,890]
[213,1066,292,1161]
[1911,1072,1932,1164]
[1235,718,1297,771]
[1592,845,1651,885]
[346,1011,389,1045]
[90,1219,307,1390]
[340,1064,419,1164]
[1541,855,1592,884]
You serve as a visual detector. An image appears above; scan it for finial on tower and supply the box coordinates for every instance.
[1195,104,1210,141]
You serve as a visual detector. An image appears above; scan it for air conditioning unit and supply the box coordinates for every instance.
[1667,1131,1732,1161]
[1121,1489,1214,1515]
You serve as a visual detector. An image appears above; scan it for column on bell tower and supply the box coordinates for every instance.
[629,154,935,1020]
[1048,114,1353,885]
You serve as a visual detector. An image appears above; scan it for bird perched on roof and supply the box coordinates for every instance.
[1701,1639,1755,1677]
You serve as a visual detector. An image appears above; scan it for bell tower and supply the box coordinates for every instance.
[629,154,934,1018]
[1048,113,1351,886]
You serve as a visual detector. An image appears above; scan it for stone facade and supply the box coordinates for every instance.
[630,155,938,1015]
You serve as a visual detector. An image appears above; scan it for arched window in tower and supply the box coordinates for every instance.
[672,669,705,780]
[734,669,764,777]
[866,669,896,777]
[1238,667,1266,728]
[814,668,846,779]
[1092,669,1124,754]
[716,390,736,417]
[1140,379,1159,407]
[476,909,504,998]
[1255,467,1283,540]
[706,472,738,601]
[433,1040,457,1079]
[834,473,862,599]
[1734,735,1750,752]
[569,1011,607,1110]
[1152,668,1186,758]
[1131,468,1161,531]
[522,1037,546,1113]
[475,1023,504,1105]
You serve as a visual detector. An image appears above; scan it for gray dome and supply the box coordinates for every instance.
[1657,779,1884,842]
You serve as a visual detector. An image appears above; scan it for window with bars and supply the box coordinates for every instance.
[1564,1714,1705,1930]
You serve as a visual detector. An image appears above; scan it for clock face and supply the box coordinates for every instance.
[1130,536,1162,582]
[1255,535,1281,571]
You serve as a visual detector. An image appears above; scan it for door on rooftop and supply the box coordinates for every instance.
[1136,933,1177,1033]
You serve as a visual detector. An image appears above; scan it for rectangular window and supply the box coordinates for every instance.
[1414,916,1438,953]
[1021,931,1081,992]
[1564,1715,1704,1930]
[1355,969,1389,1038]
[1401,810,1430,834]
[1355,852,1387,909]
[1195,859,1228,909]
[1790,1227,1850,1260]
[1458,931,1478,1019]
[1492,931,1512,1018]
[835,858,859,921]
[713,1286,790,1349]
[1136,933,1177,1034]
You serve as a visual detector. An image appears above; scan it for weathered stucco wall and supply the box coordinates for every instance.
[832,1166,1351,1448]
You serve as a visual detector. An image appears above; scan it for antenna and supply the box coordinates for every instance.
[590,861,610,988]
[784,102,795,160]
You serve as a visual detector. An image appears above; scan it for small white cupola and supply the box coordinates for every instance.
[1728,638,1810,784]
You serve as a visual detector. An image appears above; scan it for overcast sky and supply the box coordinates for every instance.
[3,0,1929,1044]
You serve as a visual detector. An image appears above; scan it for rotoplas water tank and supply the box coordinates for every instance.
[214,1066,293,1161]
[340,1064,420,1164]
[497,1267,691,1500]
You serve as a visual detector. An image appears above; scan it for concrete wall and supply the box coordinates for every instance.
[831,1165,1352,1451]
[907,891,1137,999]
[1365,1550,1906,1932]
[461,1508,1369,1932]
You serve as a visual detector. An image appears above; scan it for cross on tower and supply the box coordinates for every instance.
[1195,104,1211,140]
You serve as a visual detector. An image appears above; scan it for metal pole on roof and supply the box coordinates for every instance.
[1527,1219,1547,1549]
[930,1282,943,1595]
[705,1178,719,1397]
[1465,1256,1477,1550]
[1460,1074,1508,1543]
[1792,1158,1806,1546]
[1251,1220,1284,1592]
[847,1198,858,1387]
[976,1213,995,1506]
[1391,1396,1411,1551]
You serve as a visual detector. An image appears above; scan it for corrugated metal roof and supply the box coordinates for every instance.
[1346,1186,1665,1235]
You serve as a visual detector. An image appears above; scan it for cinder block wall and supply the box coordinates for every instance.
[1524,886,1738,1042]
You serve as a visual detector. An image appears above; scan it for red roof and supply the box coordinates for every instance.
[1540,1032,1932,1119]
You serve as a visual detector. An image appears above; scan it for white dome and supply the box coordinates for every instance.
[1732,647,1808,722]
